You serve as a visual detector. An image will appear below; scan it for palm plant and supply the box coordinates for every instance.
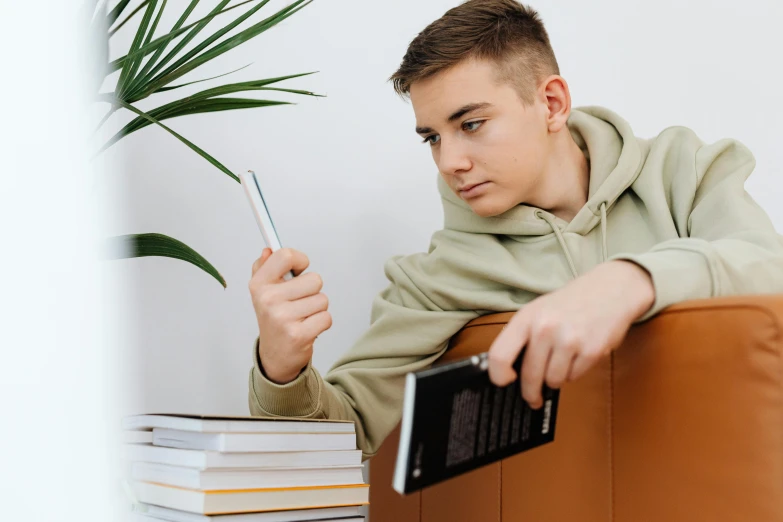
[94,0,320,287]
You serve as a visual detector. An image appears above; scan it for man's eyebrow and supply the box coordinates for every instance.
[415,102,493,135]
[448,102,492,122]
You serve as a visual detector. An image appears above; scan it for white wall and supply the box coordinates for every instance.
[109,0,783,420]
[1,1,123,520]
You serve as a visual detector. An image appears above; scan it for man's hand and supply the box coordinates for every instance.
[487,260,655,409]
[249,247,332,384]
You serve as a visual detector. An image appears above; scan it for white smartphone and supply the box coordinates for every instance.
[239,169,294,281]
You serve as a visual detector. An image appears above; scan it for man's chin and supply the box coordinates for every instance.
[467,199,513,218]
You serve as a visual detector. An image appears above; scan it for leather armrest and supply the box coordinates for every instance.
[613,295,783,520]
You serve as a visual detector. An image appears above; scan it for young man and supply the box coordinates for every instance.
[247,0,783,460]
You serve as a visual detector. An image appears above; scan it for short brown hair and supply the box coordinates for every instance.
[390,0,559,104]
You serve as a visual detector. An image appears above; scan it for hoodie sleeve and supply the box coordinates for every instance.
[611,138,783,321]
[248,252,479,461]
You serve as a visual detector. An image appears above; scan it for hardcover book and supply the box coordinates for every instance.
[393,351,559,494]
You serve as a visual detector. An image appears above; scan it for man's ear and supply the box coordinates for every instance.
[540,75,571,133]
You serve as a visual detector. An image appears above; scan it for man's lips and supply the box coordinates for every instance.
[457,181,490,199]
[457,182,486,192]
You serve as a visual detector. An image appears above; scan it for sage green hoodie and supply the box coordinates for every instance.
[248,106,783,460]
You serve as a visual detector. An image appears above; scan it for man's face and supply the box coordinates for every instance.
[410,58,549,217]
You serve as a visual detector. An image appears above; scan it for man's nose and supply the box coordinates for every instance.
[438,140,472,175]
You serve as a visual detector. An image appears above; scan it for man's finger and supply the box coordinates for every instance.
[252,248,272,276]
[487,317,530,387]
[563,352,578,384]
[568,352,596,383]
[255,248,310,284]
[301,309,333,341]
[544,345,575,390]
[274,272,324,302]
[521,338,552,409]
[285,291,329,321]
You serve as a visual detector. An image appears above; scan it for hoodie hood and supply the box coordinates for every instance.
[438,106,644,237]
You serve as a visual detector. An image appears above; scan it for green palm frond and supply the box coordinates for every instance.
[109,0,151,36]
[100,94,240,181]
[107,0,135,26]
[101,98,289,152]
[154,62,252,93]
[116,0,159,96]
[107,0,255,74]
[99,73,320,152]
[123,0,243,98]
[126,0,311,102]
[130,0,205,89]
[107,233,226,288]
[98,0,319,285]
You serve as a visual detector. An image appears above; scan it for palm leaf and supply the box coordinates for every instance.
[155,62,252,93]
[141,0,167,50]
[101,97,291,151]
[97,72,319,146]
[117,0,158,97]
[107,233,226,288]
[98,94,239,182]
[107,0,255,75]
[107,0,134,26]
[186,82,321,101]
[125,0,273,101]
[129,0,200,90]
[164,72,319,99]
[128,0,311,102]
[120,0,168,95]
[109,0,151,36]
[120,0,231,93]
[125,0,230,97]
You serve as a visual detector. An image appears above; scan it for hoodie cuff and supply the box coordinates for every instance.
[610,247,713,322]
[249,338,321,417]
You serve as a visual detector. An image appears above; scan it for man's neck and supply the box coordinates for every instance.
[531,130,590,222]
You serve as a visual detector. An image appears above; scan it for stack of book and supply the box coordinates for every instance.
[123,414,368,522]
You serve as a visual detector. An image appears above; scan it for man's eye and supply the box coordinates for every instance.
[463,120,484,132]
[422,134,440,145]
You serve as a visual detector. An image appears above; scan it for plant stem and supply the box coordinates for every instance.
[94,103,120,134]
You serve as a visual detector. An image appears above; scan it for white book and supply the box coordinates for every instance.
[124,414,354,434]
[131,462,365,490]
[133,481,369,515]
[125,431,154,444]
[153,428,356,453]
[125,444,362,470]
[129,503,363,522]
[131,503,362,522]
[128,516,364,522]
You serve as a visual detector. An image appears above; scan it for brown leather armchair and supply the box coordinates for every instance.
[369,295,783,522]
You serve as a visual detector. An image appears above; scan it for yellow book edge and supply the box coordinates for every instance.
[138,481,370,516]
[205,502,369,516]
[144,481,370,494]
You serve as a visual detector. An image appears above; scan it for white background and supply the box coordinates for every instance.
[1,1,123,520]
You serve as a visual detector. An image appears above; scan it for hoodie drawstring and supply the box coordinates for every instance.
[535,210,579,278]
[535,202,609,279]
[599,202,608,262]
